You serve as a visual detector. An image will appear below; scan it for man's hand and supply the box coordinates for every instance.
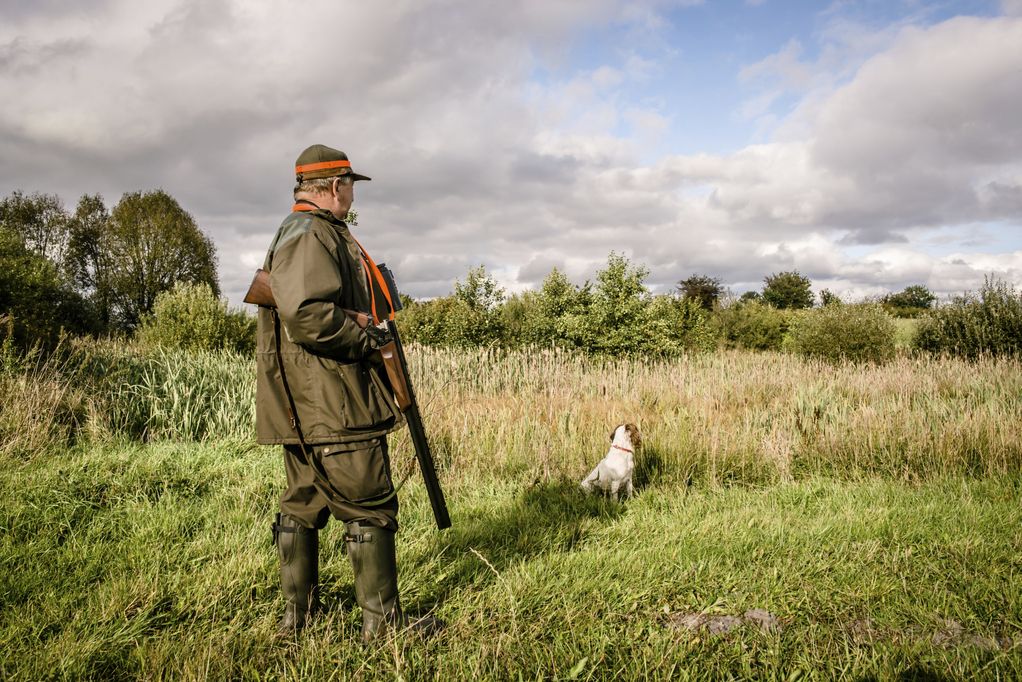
[363,323,392,349]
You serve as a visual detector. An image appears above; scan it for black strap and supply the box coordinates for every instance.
[271,513,298,544]
[343,532,372,543]
[272,310,311,460]
[294,199,321,210]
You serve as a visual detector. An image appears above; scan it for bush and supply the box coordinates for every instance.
[914,277,1022,358]
[539,254,714,356]
[713,299,792,351]
[762,270,814,310]
[136,282,255,354]
[397,265,507,348]
[783,303,897,363]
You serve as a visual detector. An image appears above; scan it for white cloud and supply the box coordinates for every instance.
[0,3,1020,304]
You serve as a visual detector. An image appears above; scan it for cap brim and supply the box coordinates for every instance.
[349,173,371,182]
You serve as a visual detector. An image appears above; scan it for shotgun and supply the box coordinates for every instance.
[244,268,451,529]
[375,263,451,530]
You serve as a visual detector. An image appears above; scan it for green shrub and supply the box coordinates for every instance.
[397,265,508,349]
[713,299,792,351]
[531,254,714,356]
[136,282,255,354]
[914,277,1022,358]
[398,257,714,356]
[783,302,897,363]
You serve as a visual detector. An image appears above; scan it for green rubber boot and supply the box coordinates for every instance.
[273,513,321,634]
[344,521,442,641]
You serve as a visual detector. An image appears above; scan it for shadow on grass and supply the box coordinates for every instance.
[857,665,953,682]
[406,479,627,607]
[633,443,667,489]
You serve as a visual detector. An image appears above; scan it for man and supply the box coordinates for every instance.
[256,144,439,640]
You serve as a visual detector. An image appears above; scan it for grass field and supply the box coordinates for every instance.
[1,342,1020,680]
[892,319,918,349]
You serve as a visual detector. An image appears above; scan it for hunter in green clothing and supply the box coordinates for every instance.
[257,144,439,639]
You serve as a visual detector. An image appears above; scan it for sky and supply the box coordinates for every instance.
[2,0,1021,304]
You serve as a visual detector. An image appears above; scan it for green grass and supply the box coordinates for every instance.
[893,319,918,349]
[1,441,1020,681]
[2,341,1021,679]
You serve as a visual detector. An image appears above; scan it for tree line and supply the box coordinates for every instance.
[0,189,219,347]
[676,271,936,317]
[7,186,1002,363]
[395,257,943,358]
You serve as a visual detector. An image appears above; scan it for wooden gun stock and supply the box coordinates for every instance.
[379,342,412,411]
[244,269,371,328]
[243,269,276,308]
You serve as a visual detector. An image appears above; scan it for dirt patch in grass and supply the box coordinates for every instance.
[846,618,1016,652]
[666,608,783,635]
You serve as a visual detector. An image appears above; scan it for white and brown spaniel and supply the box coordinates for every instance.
[580,423,642,502]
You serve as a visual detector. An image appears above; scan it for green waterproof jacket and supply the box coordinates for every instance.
[256,208,405,445]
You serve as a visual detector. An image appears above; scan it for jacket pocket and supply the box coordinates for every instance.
[317,439,393,503]
[317,359,397,432]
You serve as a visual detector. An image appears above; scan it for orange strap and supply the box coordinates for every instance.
[286,203,395,321]
[295,160,351,174]
[352,237,396,322]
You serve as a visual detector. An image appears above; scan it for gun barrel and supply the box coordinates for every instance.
[387,319,451,529]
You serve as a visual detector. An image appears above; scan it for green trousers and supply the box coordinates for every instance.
[280,437,399,531]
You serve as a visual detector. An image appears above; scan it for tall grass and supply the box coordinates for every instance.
[0,330,92,460]
[4,339,1020,484]
[409,346,1022,483]
[93,344,256,441]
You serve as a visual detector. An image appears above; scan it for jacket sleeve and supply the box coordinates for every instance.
[269,230,374,361]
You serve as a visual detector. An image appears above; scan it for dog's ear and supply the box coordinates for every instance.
[625,423,642,448]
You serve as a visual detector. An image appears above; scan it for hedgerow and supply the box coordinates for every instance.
[914,277,1022,358]
[783,302,897,364]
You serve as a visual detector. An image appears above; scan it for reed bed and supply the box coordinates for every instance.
[407,346,1022,484]
[0,345,91,459]
[6,340,1019,485]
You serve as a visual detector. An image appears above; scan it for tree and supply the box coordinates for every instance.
[102,190,219,330]
[450,264,506,345]
[762,270,814,310]
[66,194,115,328]
[0,225,98,348]
[884,285,936,310]
[0,190,71,268]
[677,274,723,311]
[818,289,842,307]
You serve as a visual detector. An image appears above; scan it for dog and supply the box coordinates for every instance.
[580,423,642,502]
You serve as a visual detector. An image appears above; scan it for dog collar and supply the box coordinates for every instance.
[612,444,632,454]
